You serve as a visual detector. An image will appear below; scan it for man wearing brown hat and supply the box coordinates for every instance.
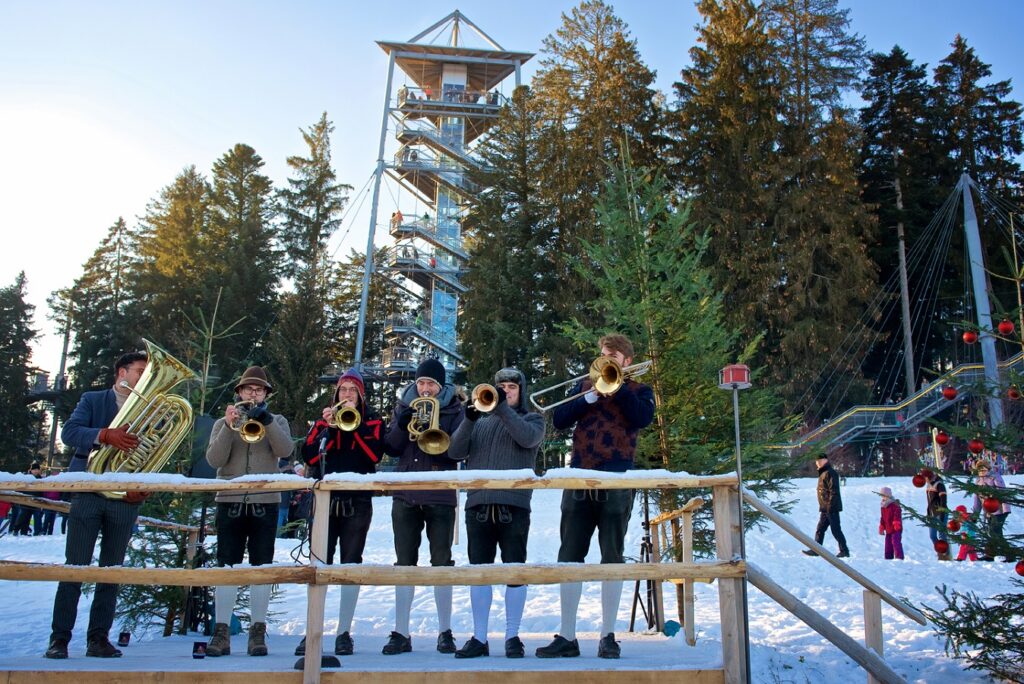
[205,366,293,658]
[381,358,465,656]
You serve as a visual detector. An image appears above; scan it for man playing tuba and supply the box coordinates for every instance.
[205,366,293,658]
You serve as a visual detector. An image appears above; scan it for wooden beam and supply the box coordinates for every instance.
[0,562,312,586]
[713,485,748,684]
[0,492,201,533]
[864,590,884,684]
[650,496,705,526]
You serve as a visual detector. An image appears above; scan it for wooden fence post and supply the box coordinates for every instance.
[303,487,332,683]
[713,484,748,684]
[864,590,883,684]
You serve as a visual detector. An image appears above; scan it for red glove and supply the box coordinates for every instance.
[124,491,151,504]
[893,520,902,533]
[878,524,884,535]
[98,424,140,451]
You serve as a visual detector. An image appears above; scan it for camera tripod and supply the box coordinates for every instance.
[629,490,662,632]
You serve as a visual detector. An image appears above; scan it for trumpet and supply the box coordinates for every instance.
[229,401,266,443]
[471,383,499,413]
[529,357,652,412]
[407,396,450,455]
[331,403,361,432]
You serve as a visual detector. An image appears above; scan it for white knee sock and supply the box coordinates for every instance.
[215,585,237,626]
[600,580,623,636]
[395,585,414,637]
[504,585,527,640]
[560,582,583,640]
[470,585,492,642]
[337,585,361,634]
[249,584,271,624]
[435,585,453,632]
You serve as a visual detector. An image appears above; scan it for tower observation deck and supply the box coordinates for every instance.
[353,11,533,382]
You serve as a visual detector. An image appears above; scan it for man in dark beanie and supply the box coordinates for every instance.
[294,367,383,657]
[803,455,850,558]
[381,357,465,656]
[449,367,544,659]
[205,366,293,658]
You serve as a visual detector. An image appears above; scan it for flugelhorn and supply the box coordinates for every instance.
[331,403,361,432]
[229,401,266,443]
[529,357,652,412]
[471,383,499,413]
[407,396,450,455]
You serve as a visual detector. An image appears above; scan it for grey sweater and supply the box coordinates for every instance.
[206,413,294,504]
[449,401,545,511]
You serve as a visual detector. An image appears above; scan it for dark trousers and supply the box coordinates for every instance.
[557,489,634,564]
[465,504,530,565]
[814,510,849,553]
[391,498,455,566]
[215,502,277,566]
[50,494,139,642]
[325,496,373,565]
[928,514,948,543]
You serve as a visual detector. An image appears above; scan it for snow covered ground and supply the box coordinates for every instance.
[1,475,1020,682]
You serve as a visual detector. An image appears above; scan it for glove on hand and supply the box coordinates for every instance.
[464,405,481,422]
[124,491,151,504]
[248,404,273,426]
[397,406,414,430]
[98,424,140,451]
[495,386,507,405]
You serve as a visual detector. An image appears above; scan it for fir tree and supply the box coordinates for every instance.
[0,272,39,472]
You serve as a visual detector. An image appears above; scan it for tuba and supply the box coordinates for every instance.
[87,339,198,500]
[407,396,450,455]
[229,401,266,443]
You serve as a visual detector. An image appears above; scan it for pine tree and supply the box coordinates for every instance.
[0,272,39,472]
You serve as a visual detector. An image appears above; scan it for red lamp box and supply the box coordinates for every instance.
[719,364,752,389]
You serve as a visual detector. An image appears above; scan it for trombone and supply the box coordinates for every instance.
[471,383,499,413]
[529,357,652,412]
[229,401,266,443]
[330,403,361,432]
[407,396,450,455]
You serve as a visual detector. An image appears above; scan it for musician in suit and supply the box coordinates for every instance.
[45,350,149,660]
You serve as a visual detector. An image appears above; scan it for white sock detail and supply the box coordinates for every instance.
[601,580,623,636]
[470,585,492,642]
[215,585,237,626]
[338,585,361,634]
[435,585,453,632]
[395,585,414,636]
[504,585,527,640]
[249,584,271,624]
[560,582,583,640]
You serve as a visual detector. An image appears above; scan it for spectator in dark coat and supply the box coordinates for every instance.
[926,471,949,560]
[803,455,850,558]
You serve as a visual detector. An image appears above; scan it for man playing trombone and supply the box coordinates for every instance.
[448,368,545,659]
[205,366,293,658]
[294,367,382,657]
[536,334,655,660]
[381,358,465,656]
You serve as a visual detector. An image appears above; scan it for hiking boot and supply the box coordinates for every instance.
[437,629,456,654]
[382,631,412,655]
[597,633,621,659]
[294,636,306,656]
[801,549,819,556]
[206,622,231,657]
[504,636,525,658]
[44,637,69,660]
[334,632,354,656]
[535,635,579,658]
[454,637,489,658]
[836,549,850,558]
[85,635,123,658]
[248,621,268,656]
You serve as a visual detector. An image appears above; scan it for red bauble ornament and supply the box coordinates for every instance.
[998,319,1016,336]
[1016,560,1024,577]
[983,497,1001,514]
[1009,386,1022,401]
[912,473,927,488]
[962,330,979,344]
[947,519,961,532]
[934,540,950,554]
[935,431,950,445]
[941,386,958,400]
[968,439,985,454]
[955,504,968,514]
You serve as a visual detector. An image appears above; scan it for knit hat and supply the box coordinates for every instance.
[879,486,893,498]
[234,365,274,394]
[337,367,365,399]
[29,462,40,471]
[415,358,445,387]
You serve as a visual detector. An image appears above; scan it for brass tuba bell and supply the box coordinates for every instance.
[407,396,450,455]
[87,339,198,499]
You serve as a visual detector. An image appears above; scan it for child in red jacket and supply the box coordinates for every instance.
[878,486,904,559]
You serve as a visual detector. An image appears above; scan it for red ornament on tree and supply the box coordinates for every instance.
[968,439,985,454]
[912,473,927,488]
[1009,386,1022,401]
[997,319,1016,336]
[1016,560,1024,577]
[962,330,978,344]
[947,519,961,532]
[935,431,950,445]
[934,540,950,554]
[983,497,1001,514]
[955,504,968,514]
[941,386,958,400]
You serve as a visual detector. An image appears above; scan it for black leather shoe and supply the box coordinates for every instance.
[836,549,850,558]
[86,636,123,658]
[802,549,819,556]
[597,633,620,659]
[294,636,306,656]
[382,631,412,655]
[454,637,489,658]
[436,629,456,654]
[504,636,525,658]
[334,632,353,656]
[44,638,69,659]
[535,635,579,658]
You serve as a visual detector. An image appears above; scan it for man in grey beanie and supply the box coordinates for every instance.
[448,368,545,659]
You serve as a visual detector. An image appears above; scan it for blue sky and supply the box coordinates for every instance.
[2,0,1021,375]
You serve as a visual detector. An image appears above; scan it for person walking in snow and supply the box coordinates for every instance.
[803,454,851,558]
[878,486,904,560]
